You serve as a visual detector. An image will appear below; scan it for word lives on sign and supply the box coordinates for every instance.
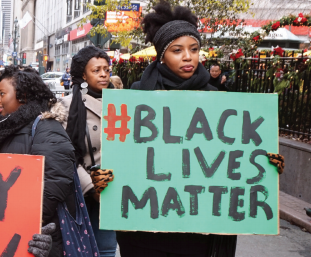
[100,90,279,235]
[0,154,44,256]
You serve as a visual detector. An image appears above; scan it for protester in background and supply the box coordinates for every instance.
[62,67,71,90]
[110,75,123,89]
[208,63,228,91]
[61,45,117,257]
[0,66,77,256]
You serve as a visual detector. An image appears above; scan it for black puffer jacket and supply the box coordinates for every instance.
[0,102,76,257]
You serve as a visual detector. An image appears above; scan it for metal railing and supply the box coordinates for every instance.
[100,51,311,140]
[231,54,311,141]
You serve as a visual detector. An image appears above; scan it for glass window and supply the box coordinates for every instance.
[62,43,69,54]
[75,0,80,10]
[67,0,72,23]
[55,45,61,56]
[74,0,80,18]
[83,0,91,13]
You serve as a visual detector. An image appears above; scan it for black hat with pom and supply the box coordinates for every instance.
[142,1,201,61]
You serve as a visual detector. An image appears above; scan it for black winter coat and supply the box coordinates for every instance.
[208,74,229,91]
[0,113,76,257]
[117,81,237,256]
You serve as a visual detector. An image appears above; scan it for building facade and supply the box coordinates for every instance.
[62,0,93,70]
[20,0,36,65]
[11,0,147,71]
[2,0,12,64]
[34,0,64,71]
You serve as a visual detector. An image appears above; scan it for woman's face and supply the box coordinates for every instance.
[0,78,23,116]
[162,36,200,79]
[83,57,110,93]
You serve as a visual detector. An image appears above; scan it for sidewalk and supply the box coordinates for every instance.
[280,191,311,233]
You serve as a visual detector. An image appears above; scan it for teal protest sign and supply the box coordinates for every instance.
[100,90,279,235]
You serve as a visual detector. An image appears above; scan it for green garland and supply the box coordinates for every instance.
[242,13,311,54]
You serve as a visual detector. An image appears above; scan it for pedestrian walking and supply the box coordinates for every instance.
[0,65,95,256]
[62,67,71,89]
[117,1,285,257]
[61,45,117,257]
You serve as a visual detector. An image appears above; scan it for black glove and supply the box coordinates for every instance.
[28,223,56,257]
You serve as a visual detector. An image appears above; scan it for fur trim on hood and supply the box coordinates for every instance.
[41,101,67,124]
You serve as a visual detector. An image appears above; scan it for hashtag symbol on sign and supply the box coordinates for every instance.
[104,104,131,142]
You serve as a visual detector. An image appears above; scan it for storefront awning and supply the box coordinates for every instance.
[208,27,303,42]
[70,23,92,41]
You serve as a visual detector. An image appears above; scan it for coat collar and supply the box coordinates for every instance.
[82,94,102,118]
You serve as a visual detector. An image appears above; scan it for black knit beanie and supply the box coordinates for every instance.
[153,20,201,61]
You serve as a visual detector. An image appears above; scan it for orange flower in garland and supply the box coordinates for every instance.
[294,13,307,24]
[271,21,280,30]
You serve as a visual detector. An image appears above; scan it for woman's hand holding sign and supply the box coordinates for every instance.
[267,153,285,174]
[28,223,56,257]
[91,169,114,194]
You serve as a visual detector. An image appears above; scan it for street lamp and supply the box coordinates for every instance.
[13,17,20,65]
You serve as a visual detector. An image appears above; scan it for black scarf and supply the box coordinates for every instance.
[0,101,48,145]
[66,82,114,166]
[139,61,210,91]
[88,84,114,98]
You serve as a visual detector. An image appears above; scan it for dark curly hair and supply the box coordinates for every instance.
[142,0,199,44]
[0,65,56,106]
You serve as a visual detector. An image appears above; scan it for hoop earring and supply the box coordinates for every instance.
[18,99,25,103]
[81,81,88,95]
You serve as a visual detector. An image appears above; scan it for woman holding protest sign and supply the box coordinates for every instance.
[61,45,117,257]
[0,66,99,256]
[116,1,285,257]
